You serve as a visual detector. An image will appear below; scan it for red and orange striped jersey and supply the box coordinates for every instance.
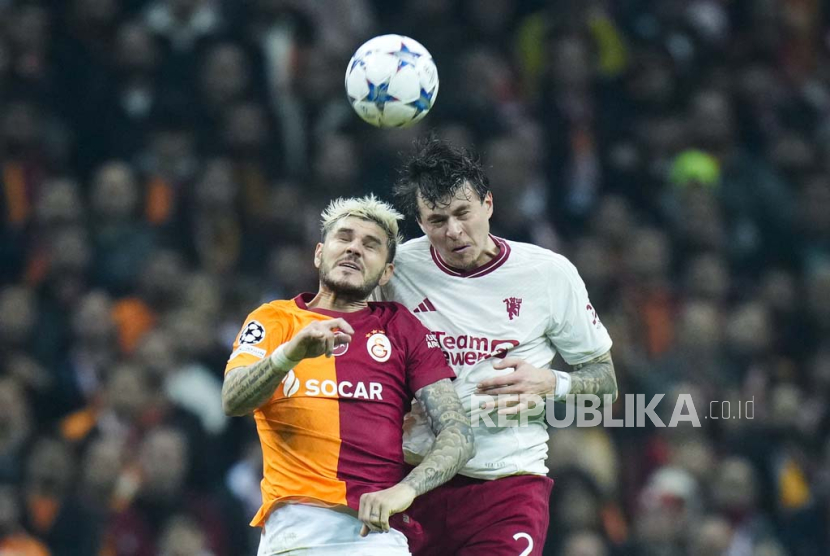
[225,293,454,527]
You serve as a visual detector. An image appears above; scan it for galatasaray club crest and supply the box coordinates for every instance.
[366,330,392,362]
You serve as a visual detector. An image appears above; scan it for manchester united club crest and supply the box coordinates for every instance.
[503,297,522,320]
[366,330,392,362]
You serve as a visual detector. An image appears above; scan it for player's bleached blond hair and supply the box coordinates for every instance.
[320,194,404,262]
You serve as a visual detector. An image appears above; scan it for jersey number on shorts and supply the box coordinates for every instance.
[513,532,533,556]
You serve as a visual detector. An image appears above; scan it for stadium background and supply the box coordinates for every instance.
[0,0,829,555]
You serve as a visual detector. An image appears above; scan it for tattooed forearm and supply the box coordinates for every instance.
[222,357,290,416]
[569,351,618,403]
[402,379,475,496]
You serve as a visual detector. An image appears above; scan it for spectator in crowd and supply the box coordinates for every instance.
[0,482,50,556]
[0,378,33,483]
[22,437,99,555]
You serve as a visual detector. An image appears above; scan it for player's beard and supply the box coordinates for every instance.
[319,260,384,302]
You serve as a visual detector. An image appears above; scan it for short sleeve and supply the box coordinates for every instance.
[546,256,613,365]
[396,311,455,393]
[224,304,286,374]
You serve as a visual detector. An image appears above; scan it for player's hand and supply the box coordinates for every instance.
[475,357,556,415]
[358,484,416,536]
[284,318,354,360]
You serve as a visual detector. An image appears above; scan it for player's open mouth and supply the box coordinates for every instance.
[338,261,361,271]
[452,246,469,253]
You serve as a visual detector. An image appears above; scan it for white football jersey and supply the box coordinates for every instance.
[378,235,613,479]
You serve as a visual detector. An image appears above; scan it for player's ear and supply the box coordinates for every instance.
[377,263,394,287]
[313,243,323,269]
[483,192,493,219]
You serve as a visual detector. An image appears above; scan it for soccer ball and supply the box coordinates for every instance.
[345,34,439,128]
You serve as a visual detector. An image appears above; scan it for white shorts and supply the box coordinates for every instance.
[256,503,411,556]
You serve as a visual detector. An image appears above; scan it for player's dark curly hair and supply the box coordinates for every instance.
[393,135,490,221]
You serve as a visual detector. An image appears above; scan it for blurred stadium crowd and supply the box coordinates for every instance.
[0,0,829,555]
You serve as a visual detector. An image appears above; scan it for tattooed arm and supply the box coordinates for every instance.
[222,318,354,416]
[477,350,618,412]
[569,350,618,403]
[222,357,292,417]
[358,378,474,535]
[403,378,475,495]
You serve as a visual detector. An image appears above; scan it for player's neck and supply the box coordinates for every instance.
[470,235,500,269]
[307,290,368,313]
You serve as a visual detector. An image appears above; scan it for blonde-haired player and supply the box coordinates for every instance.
[222,195,474,556]
[321,195,404,248]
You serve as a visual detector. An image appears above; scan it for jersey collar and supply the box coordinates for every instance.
[294,293,372,317]
[429,235,511,278]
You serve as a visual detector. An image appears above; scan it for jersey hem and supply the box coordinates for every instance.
[560,338,614,366]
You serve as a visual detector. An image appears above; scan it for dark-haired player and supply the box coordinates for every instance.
[378,138,617,556]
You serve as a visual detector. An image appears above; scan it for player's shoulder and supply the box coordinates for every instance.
[395,236,432,260]
[367,300,415,319]
[247,299,301,322]
[368,300,427,329]
[503,238,579,277]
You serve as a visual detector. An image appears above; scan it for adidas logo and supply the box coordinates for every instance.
[413,298,437,313]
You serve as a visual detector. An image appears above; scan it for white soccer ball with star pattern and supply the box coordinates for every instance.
[345,34,439,128]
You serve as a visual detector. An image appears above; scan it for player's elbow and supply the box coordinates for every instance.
[222,394,241,417]
[597,380,619,406]
[223,399,253,417]
[601,388,619,406]
[221,375,248,417]
[607,369,619,404]
[222,396,238,417]
[222,391,252,417]
[603,353,619,404]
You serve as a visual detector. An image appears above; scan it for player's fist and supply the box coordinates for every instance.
[476,357,557,414]
[284,318,354,360]
[358,483,416,536]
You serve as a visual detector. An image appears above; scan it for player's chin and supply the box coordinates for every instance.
[327,268,360,285]
[328,278,374,299]
[446,252,475,270]
[335,272,365,287]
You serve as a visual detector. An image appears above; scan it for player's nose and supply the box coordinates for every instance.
[446,218,463,239]
[345,239,364,256]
